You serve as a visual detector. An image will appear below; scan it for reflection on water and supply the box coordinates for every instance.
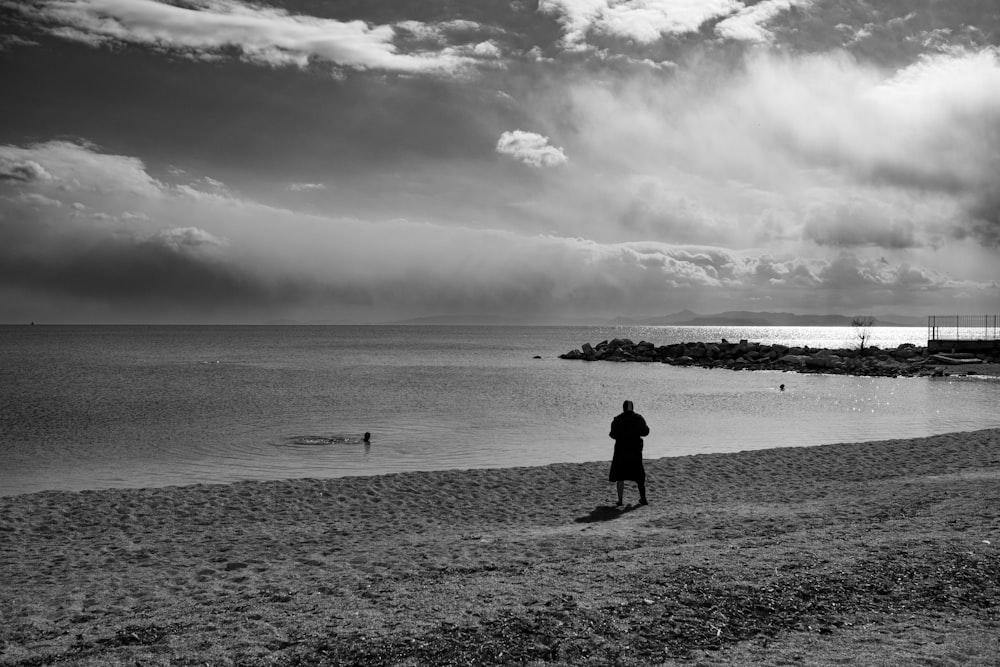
[2,324,998,496]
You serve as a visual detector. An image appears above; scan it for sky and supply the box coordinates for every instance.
[1,0,998,324]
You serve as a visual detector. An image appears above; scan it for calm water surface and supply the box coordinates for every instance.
[2,325,998,496]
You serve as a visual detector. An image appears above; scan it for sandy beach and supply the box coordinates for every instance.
[2,429,998,666]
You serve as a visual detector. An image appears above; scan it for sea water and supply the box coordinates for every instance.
[2,324,999,496]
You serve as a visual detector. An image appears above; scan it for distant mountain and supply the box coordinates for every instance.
[687,311,857,326]
[607,310,698,326]
[876,313,928,327]
[388,313,610,326]
[271,311,926,327]
[607,311,926,327]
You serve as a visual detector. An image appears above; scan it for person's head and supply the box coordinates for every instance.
[363,432,371,442]
[622,400,634,413]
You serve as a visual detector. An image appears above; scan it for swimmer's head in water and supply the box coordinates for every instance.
[363,432,371,442]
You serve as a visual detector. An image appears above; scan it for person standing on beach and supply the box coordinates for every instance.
[609,400,649,506]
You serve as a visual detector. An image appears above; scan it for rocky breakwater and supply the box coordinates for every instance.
[559,338,998,378]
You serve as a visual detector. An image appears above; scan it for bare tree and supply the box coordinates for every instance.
[852,315,876,350]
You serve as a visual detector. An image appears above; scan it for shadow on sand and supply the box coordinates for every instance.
[573,504,638,523]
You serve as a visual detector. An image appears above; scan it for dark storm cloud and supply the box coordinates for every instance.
[963,185,1000,248]
[1,227,254,306]
[802,201,919,249]
[0,197,291,318]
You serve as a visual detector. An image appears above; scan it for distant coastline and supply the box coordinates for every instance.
[386,310,928,327]
[604,310,927,327]
[9,310,929,327]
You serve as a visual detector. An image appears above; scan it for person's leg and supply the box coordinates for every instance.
[637,481,648,505]
[616,480,624,506]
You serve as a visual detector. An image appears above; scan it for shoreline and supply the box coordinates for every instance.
[3,428,999,665]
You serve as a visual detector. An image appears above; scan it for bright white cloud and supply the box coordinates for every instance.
[0,140,163,197]
[557,46,1000,252]
[496,130,568,168]
[287,182,327,192]
[537,0,607,48]
[473,41,502,58]
[601,0,742,43]
[22,0,471,73]
[715,0,814,43]
[539,0,742,47]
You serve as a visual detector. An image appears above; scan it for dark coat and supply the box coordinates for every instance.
[608,411,649,482]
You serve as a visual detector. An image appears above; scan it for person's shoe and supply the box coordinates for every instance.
[616,500,623,507]
[639,498,648,506]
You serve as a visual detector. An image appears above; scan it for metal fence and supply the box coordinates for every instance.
[927,315,1000,341]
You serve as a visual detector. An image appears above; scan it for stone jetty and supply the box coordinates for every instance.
[559,338,1000,378]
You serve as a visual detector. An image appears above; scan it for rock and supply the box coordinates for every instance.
[779,354,810,365]
[805,356,832,368]
[560,338,934,378]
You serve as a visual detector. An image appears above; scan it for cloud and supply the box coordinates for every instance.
[0,140,163,196]
[964,185,1000,247]
[552,46,1000,252]
[176,175,235,201]
[538,0,741,47]
[286,182,327,192]
[599,0,741,43]
[2,139,991,323]
[473,41,502,58]
[151,226,226,252]
[496,130,567,168]
[3,192,63,208]
[0,157,52,183]
[801,199,919,249]
[715,0,814,43]
[19,0,473,73]
[0,34,40,51]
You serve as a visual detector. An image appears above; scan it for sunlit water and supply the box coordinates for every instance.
[2,324,998,496]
